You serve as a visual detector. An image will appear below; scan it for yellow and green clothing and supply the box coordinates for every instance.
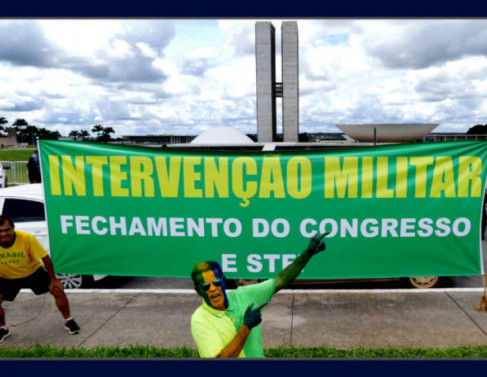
[0,230,47,279]
[191,279,275,358]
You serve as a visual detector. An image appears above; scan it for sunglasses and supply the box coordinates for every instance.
[201,279,222,291]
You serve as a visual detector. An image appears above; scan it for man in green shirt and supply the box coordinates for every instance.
[190,233,328,358]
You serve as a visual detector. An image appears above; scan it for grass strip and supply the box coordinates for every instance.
[2,344,487,358]
[0,149,34,161]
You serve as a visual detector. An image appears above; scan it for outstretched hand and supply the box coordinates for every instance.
[243,302,267,329]
[305,232,329,255]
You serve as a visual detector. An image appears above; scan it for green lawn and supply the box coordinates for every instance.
[2,345,487,358]
[0,149,35,185]
[0,149,34,161]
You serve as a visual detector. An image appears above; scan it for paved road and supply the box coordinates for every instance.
[3,287,487,350]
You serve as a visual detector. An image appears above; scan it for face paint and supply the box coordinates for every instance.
[199,269,227,311]
[201,278,222,291]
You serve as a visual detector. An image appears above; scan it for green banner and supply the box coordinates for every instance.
[39,140,487,279]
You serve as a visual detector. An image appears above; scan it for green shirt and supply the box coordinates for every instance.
[191,278,275,358]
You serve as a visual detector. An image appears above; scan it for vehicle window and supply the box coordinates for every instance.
[2,198,45,222]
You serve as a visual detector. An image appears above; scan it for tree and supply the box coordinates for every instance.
[13,118,30,143]
[37,127,61,140]
[92,124,115,142]
[91,124,104,134]
[69,129,91,141]
[24,125,39,144]
[69,130,80,139]
[467,124,487,134]
[9,119,60,143]
[79,130,90,140]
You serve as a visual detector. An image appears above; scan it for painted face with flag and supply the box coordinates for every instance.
[191,261,228,310]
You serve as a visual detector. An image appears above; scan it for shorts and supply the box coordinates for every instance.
[0,268,51,301]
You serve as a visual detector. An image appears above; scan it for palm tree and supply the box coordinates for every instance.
[91,124,104,135]
[69,130,80,140]
[92,124,115,142]
[13,118,29,143]
[79,130,90,140]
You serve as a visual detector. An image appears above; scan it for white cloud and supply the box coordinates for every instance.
[1,19,487,138]
[136,42,157,59]
[107,39,133,59]
[41,19,123,56]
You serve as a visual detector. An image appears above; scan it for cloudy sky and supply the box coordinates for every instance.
[1,19,487,138]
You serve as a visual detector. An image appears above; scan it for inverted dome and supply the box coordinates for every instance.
[191,126,255,145]
[336,123,439,142]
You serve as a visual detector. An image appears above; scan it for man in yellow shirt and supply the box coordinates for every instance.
[191,233,328,358]
[0,215,80,343]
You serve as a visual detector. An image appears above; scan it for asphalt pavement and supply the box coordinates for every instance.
[3,287,487,350]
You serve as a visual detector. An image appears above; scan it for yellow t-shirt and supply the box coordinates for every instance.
[191,300,245,358]
[0,230,47,279]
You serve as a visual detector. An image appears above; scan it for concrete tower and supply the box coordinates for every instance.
[282,21,299,142]
[255,21,299,143]
[255,22,277,142]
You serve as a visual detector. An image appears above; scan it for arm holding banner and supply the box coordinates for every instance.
[218,234,328,357]
[274,232,328,293]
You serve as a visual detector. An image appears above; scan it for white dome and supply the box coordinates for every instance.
[191,126,255,145]
[336,123,439,142]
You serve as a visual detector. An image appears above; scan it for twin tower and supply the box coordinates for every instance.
[255,21,299,143]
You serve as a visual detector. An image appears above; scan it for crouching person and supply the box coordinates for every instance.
[0,215,80,343]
